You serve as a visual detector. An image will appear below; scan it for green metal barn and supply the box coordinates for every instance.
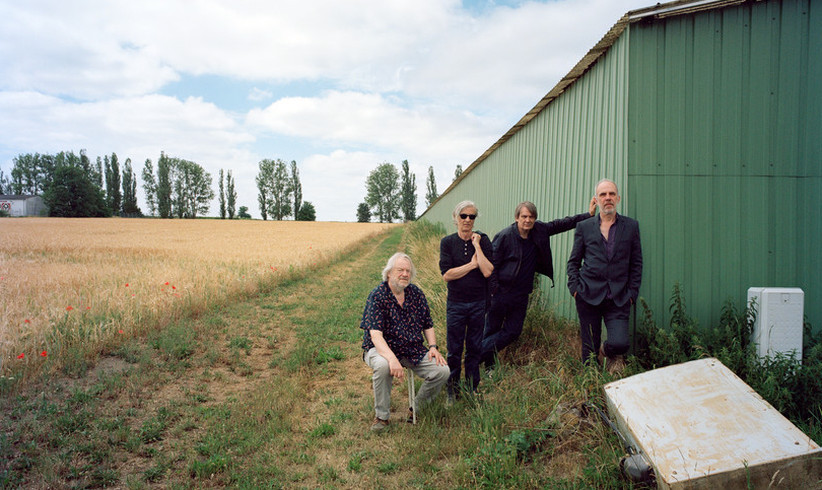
[420,0,821,334]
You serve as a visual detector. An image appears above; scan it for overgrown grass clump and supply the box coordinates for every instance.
[632,283,822,443]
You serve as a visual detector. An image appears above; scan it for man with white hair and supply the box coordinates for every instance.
[440,200,493,399]
[360,252,449,432]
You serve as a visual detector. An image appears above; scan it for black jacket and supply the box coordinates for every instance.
[567,214,643,307]
[491,213,590,293]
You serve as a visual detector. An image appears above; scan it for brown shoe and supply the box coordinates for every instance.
[606,355,625,375]
[370,417,389,432]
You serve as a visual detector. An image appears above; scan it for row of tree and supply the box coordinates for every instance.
[255,158,315,221]
[1,151,316,220]
[1,151,142,217]
[357,161,443,223]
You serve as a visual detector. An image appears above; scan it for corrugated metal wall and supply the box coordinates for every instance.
[422,0,820,332]
[422,32,631,320]
[629,0,821,329]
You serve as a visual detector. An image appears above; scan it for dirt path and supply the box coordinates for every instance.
[1,229,405,488]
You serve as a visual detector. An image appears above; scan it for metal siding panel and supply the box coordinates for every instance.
[776,0,805,177]
[629,25,658,177]
[627,0,819,330]
[711,176,742,315]
[424,0,819,332]
[747,2,775,176]
[799,177,821,332]
[691,13,718,176]
[720,7,746,177]
[805,0,822,177]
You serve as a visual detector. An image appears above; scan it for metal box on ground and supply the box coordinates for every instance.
[603,358,822,489]
[747,287,804,361]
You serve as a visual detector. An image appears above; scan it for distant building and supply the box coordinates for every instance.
[0,195,48,217]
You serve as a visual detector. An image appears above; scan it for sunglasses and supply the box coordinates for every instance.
[459,213,477,220]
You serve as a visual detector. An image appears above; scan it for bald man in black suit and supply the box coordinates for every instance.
[567,179,643,374]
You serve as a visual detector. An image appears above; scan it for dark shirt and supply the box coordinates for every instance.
[439,232,493,303]
[360,281,432,364]
[600,214,619,299]
[510,234,537,296]
[601,214,618,260]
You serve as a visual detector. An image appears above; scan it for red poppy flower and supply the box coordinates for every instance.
[24,319,30,324]
[164,282,169,285]
[66,306,74,311]
[17,353,24,359]
[118,329,124,334]
[172,286,176,290]
[125,283,129,287]
[40,351,47,357]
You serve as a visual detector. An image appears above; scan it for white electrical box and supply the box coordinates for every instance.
[747,287,804,361]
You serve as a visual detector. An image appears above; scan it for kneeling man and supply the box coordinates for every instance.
[361,252,449,431]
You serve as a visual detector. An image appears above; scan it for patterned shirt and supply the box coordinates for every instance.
[360,281,432,364]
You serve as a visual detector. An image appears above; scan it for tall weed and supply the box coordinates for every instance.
[634,282,822,443]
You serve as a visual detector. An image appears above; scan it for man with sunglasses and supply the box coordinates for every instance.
[481,199,596,373]
[439,200,494,400]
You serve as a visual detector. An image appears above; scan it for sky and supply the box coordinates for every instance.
[0,0,652,221]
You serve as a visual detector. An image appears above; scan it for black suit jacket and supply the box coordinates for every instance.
[566,214,643,307]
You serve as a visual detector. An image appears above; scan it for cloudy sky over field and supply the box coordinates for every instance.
[0,0,650,221]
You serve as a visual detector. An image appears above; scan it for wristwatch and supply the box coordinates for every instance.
[428,344,438,350]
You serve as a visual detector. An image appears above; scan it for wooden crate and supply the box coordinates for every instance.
[603,358,822,489]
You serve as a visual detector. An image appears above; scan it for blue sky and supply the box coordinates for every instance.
[0,0,650,221]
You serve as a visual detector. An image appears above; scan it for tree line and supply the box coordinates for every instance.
[1,151,142,218]
[356,161,453,223]
[254,158,314,221]
[1,151,318,221]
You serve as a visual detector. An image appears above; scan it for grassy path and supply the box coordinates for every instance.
[1,226,449,488]
[2,223,639,489]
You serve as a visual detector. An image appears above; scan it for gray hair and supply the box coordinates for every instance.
[381,252,416,282]
[514,201,538,220]
[452,200,478,225]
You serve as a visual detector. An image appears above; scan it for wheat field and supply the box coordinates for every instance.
[0,218,397,378]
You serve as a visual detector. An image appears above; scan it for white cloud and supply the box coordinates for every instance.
[248,88,273,102]
[246,90,498,164]
[0,0,652,221]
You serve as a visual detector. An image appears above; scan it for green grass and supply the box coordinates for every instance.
[2,221,818,488]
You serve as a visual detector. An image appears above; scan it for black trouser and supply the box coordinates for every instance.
[575,296,630,364]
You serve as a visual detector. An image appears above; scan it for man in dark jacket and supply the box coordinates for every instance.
[567,179,642,374]
[481,199,595,371]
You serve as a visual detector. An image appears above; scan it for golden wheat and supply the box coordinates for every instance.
[0,218,397,377]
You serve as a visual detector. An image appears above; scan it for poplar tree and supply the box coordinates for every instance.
[218,169,226,219]
[156,153,172,219]
[121,158,141,216]
[226,170,237,219]
[291,160,302,219]
[425,166,438,207]
[453,164,463,182]
[141,158,157,216]
[256,159,272,220]
[105,153,122,214]
[400,159,417,222]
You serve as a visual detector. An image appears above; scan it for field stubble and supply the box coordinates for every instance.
[0,218,397,381]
